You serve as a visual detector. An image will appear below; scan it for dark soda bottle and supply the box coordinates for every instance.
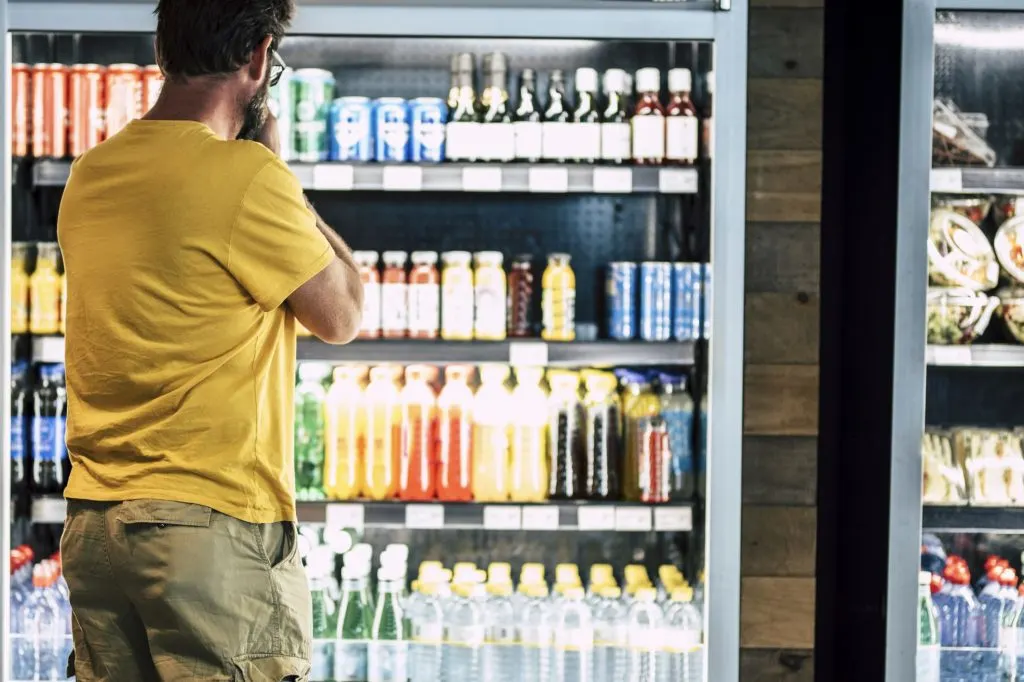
[32,363,66,495]
[582,371,621,500]
[547,371,585,499]
[11,361,29,497]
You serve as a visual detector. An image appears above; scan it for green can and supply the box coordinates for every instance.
[291,68,336,162]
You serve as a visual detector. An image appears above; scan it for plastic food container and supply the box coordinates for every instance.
[922,430,967,505]
[954,428,1024,506]
[928,208,999,290]
[994,216,1024,285]
[926,287,1000,344]
[997,287,1024,344]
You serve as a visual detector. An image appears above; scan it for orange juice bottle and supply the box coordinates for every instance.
[11,243,29,335]
[541,253,576,341]
[364,365,403,500]
[509,366,548,502]
[399,365,438,501]
[437,365,475,501]
[472,364,512,502]
[324,366,368,500]
[30,243,61,335]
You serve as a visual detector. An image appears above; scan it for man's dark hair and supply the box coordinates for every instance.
[155,0,295,81]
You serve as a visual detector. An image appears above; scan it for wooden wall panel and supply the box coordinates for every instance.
[743,436,818,506]
[744,365,819,436]
[739,650,815,682]
[741,577,817,648]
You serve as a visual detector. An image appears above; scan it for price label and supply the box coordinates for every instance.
[577,506,616,531]
[383,166,423,191]
[313,164,355,190]
[528,167,569,193]
[33,336,65,363]
[521,505,560,530]
[659,168,699,194]
[930,345,972,366]
[405,503,445,529]
[654,506,693,532]
[615,507,653,532]
[31,497,67,524]
[509,341,549,367]
[326,503,365,529]
[462,166,503,192]
[592,167,633,194]
[483,505,522,530]
[931,169,963,193]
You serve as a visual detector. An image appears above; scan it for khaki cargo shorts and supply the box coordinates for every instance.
[60,499,312,682]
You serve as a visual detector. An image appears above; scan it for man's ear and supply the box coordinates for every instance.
[249,35,273,82]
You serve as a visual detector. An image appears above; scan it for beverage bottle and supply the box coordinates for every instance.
[639,416,672,503]
[294,362,329,501]
[570,68,602,164]
[308,547,340,680]
[979,564,1005,651]
[410,578,445,682]
[472,365,512,502]
[664,588,702,682]
[480,52,514,163]
[626,587,664,682]
[11,242,30,334]
[370,565,409,682]
[513,69,543,163]
[541,254,576,342]
[658,374,695,500]
[665,68,699,166]
[446,53,481,162]
[32,364,67,496]
[593,586,628,682]
[697,394,707,499]
[49,558,73,669]
[600,70,631,165]
[483,581,517,682]
[30,243,62,335]
[24,564,61,680]
[336,562,374,682]
[11,361,29,499]
[355,251,382,339]
[700,71,714,161]
[552,586,593,682]
[918,571,941,682]
[518,584,553,682]
[582,371,621,500]
[409,252,441,339]
[542,70,572,163]
[10,555,30,680]
[507,255,536,338]
[437,365,475,501]
[441,251,475,341]
[547,371,585,499]
[324,366,368,500]
[399,365,438,501]
[381,251,409,339]
[443,580,485,681]
[365,366,403,500]
[631,68,665,165]
[509,366,549,502]
[474,251,508,341]
[588,564,616,601]
[620,374,662,501]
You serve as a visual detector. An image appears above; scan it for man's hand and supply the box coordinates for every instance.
[256,113,281,157]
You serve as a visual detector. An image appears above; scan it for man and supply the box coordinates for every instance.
[56,1,363,680]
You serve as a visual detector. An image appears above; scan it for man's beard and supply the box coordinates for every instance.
[236,83,270,141]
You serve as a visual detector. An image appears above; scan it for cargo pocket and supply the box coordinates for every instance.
[232,654,310,682]
[115,500,213,528]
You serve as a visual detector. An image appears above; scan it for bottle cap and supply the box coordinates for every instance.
[706,71,715,95]
[528,584,550,599]
[599,585,622,599]
[457,53,475,74]
[488,582,514,597]
[556,563,581,585]
[602,68,628,94]
[670,587,694,603]
[382,251,408,266]
[479,363,510,384]
[488,562,512,584]
[549,69,565,84]
[483,52,508,75]
[575,67,599,93]
[474,251,504,266]
[625,564,651,585]
[564,586,585,600]
[919,570,933,586]
[411,251,439,265]
[635,67,661,94]
[520,563,546,584]
[352,250,380,266]
[442,250,472,266]
[548,252,572,264]
[590,563,614,586]
[513,366,544,386]
[521,68,537,82]
[668,67,692,94]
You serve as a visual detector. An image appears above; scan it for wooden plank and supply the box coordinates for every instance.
[745,223,820,294]
[742,505,817,577]
[748,79,823,151]
[745,292,819,365]
[744,364,819,436]
[740,650,815,682]
[743,436,818,506]
[741,577,816,648]
[749,9,824,79]
[747,151,821,223]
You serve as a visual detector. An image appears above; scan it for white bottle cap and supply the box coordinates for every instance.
[298,362,330,382]
[575,67,599,93]
[411,251,439,265]
[442,250,472,266]
[353,250,380,265]
[635,67,661,94]
[602,68,628,95]
[474,251,504,266]
[668,68,692,94]
[382,251,408,266]
[706,71,715,95]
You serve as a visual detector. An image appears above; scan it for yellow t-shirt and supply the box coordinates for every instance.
[57,120,333,523]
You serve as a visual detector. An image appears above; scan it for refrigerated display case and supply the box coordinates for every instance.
[0,1,748,680]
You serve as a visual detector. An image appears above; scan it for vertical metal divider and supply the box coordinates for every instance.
[2,4,13,679]
[887,0,935,679]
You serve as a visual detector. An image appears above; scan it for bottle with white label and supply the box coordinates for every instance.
[542,69,572,163]
[480,52,514,162]
[600,69,631,165]
[381,251,409,339]
[408,252,440,339]
[570,67,601,164]
[441,251,475,340]
[473,251,507,340]
[631,67,665,165]
[514,69,543,163]
[446,53,480,162]
[354,251,382,339]
[665,68,699,166]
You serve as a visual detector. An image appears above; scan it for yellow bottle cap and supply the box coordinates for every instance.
[590,564,614,586]
[625,564,650,585]
[599,585,623,599]
[671,587,694,603]
[488,562,512,584]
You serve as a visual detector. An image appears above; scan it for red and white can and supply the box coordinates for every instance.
[11,63,30,158]
[69,64,106,157]
[105,63,142,138]
[31,64,69,159]
[141,65,164,114]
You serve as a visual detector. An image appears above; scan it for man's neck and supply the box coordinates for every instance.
[143,79,241,141]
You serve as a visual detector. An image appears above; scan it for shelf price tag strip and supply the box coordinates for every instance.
[462,166,503,192]
[325,503,365,529]
[658,168,698,194]
[614,506,653,532]
[931,168,964,193]
[313,164,355,191]
[509,341,549,366]
[483,505,523,530]
[521,505,560,530]
[383,166,424,192]
[592,167,633,194]
[654,506,693,532]
[529,167,569,193]
[577,506,616,531]
[930,345,972,365]
[404,503,445,529]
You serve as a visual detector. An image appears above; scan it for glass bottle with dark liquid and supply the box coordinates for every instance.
[446,53,480,162]
[631,67,665,165]
[513,69,543,163]
[542,69,572,163]
[507,255,535,337]
[480,52,514,162]
[582,371,621,500]
[665,67,699,166]
[11,361,29,498]
[32,363,66,495]
[570,67,601,164]
[547,370,585,499]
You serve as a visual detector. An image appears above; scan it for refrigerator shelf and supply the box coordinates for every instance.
[931,167,1024,194]
[926,344,1024,367]
[923,504,1024,533]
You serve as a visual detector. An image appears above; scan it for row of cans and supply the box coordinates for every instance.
[270,68,448,164]
[12,62,164,159]
[607,261,711,342]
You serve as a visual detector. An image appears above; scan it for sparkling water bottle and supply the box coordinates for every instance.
[369,565,408,682]
[483,582,517,682]
[593,586,627,682]
[552,587,593,682]
[518,584,552,682]
[443,580,485,681]
[626,587,663,682]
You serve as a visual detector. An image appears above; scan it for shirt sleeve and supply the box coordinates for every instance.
[228,159,334,312]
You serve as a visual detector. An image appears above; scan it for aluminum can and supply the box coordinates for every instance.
[606,261,637,340]
[32,64,70,158]
[372,97,410,163]
[701,263,712,339]
[12,64,30,158]
[639,262,672,341]
[268,67,294,161]
[69,64,106,157]
[292,68,335,162]
[328,96,373,162]
[409,97,447,163]
[141,65,164,114]
[105,64,143,139]
[671,262,703,342]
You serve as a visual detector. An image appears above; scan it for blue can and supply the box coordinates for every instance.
[701,263,712,339]
[606,262,638,340]
[372,97,410,162]
[640,262,672,341]
[672,262,703,341]
[328,97,373,162]
[409,97,448,163]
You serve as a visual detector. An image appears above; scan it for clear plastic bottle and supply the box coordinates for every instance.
[410,579,445,682]
[518,583,553,682]
[23,565,60,680]
[442,251,475,341]
[666,588,703,682]
[437,365,475,501]
[355,251,382,339]
[337,562,374,682]
[659,374,695,500]
[552,586,593,682]
[365,366,403,500]
[295,363,330,500]
[509,367,549,502]
[620,374,662,502]
[593,586,628,682]
[472,365,513,502]
[582,372,622,500]
[309,547,340,680]
[474,251,508,340]
[444,581,485,681]
[370,565,409,682]
[399,365,438,501]
[484,581,518,682]
[626,587,664,682]
[11,242,29,334]
[547,371,585,499]
[324,366,368,500]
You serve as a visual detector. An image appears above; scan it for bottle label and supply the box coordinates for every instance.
[663,409,694,475]
[11,280,28,334]
[631,116,665,161]
[542,121,573,161]
[916,644,940,682]
[361,281,382,335]
[381,282,408,335]
[11,416,24,461]
[368,641,408,682]
[481,123,516,162]
[514,121,543,161]
[441,282,474,338]
[413,622,444,644]
[446,122,483,161]
[666,116,699,162]
[542,287,576,338]
[474,282,506,338]
[32,416,64,462]
[408,282,440,335]
[335,640,369,681]
[600,122,631,162]
[446,624,485,647]
[570,122,602,162]
[30,276,61,334]
[310,639,335,681]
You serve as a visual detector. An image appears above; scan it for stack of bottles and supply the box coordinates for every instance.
[10,361,70,499]
[10,546,73,682]
[305,540,704,682]
[294,363,705,503]
[11,242,66,337]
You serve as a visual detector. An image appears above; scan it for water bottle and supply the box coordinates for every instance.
[483,582,516,682]
[11,361,29,499]
[32,364,66,496]
[11,555,31,680]
[665,588,703,682]
[369,565,408,682]
[552,586,593,682]
[410,580,443,682]
[24,564,61,680]
[443,580,485,681]
[308,547,339,681]
[593,586,627,682]
[918,571,940,682]
[47,559,74,671]
[336,562,373,682]
[626,587,663,682]
[518,584,552,682]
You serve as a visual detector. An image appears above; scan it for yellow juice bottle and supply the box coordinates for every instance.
[323,366,368,500]
[30,243,61,335]
[473,251,507,340]
[541,253,576,341]
[509,366,548,502]
[10,243,29,335]
[471,364,512,502]
[441,251,474,341]
[364,365,403,500]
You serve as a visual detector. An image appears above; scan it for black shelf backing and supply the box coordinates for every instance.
[922,505,1024,533]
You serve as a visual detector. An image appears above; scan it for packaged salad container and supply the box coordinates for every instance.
[926,287,999,344]
[994,215,1024,286]
[955,429,1024,506]
[928,208,999,290]
[922,430,968,505]
[997,287,1024,344]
